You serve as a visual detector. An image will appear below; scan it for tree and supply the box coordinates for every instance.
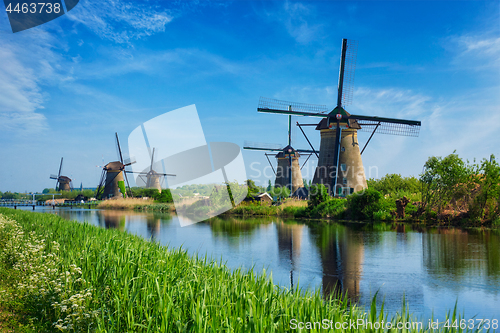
[471,155,500,221]
[266,180,272,192]
[367,174,420,196]
[269,186,290,200]
[420,152,474,217]
[246,179,260,198]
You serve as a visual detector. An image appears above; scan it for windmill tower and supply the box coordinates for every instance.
[132,148,175,193]
[50,157,73,191]
[257,38,421,196]
[244,113,315,195]
[96,133,134,200]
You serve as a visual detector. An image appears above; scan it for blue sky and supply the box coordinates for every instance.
[0,0,498,192]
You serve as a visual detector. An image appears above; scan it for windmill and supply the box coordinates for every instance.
[50,157,73,191]
[130,148,175,193]
[244,113,315,196]
[257,39,421,196]
[96,133,135,200]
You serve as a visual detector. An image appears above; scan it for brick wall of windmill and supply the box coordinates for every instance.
[103,170,125,199]
[312,128,367,194]
[275,156,304,194]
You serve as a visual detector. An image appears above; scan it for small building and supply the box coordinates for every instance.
[244,192,273,205]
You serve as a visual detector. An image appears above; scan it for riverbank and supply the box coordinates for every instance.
[224,197,500,228]
[96,198,175,212]
[0,207,483,332]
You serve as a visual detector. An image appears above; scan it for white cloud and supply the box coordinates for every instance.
[447,33,500,71]
[0,30,57,134]
[67,0,173,44]
[260,1,324,44]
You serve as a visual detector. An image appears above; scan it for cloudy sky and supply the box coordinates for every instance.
[0,0,498,192]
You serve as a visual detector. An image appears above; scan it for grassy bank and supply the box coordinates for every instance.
[0,208,488,332]
[96,198,175,212]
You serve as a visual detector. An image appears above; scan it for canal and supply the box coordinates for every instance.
[18,206,500,322]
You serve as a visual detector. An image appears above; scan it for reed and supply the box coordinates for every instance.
[0,208,490,332]
[97,198,175,212]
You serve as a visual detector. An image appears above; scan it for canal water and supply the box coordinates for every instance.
[19,206,500,322]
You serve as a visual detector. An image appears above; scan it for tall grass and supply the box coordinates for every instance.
[0,208,491,332]
[97,198,175,212]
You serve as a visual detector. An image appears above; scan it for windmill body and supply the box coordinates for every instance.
[57,176,72,191]
[50,157,72,191]
[132,148,174,193]
[244,115,314,196]
[96,133,135,200]
[146,170,162,192]
[274,145,304,194]
[312,110,367,196]
[102,161,126,199]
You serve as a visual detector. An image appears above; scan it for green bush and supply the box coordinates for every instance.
[310,198,346,218]
[405,203,418,216]
[308,184,329,208]
[367,174,420,196]
[346,188,383,220]
[373,210,392,221]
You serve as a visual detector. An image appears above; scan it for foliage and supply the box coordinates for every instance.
[0,191,25,200]
[308,184,329,208]
[420,152,500,221]
[268,186,290,200]
[420,152,474,216]
[367,174,420,196]
[346,188,384,220]
[309,198,346,218]
[470,155,500,221]
[245,179,261,197]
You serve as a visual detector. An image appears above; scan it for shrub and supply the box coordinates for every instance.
[308,184,329,208]
[310,198,346,218]
[346,188,383,220]
[405,203,418,216]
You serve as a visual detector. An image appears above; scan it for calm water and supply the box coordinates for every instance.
[19,206,500,321]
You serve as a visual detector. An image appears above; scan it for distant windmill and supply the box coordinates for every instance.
[258,39,421,196]
[131,148,175,193]
[244,113,315,195]
[50,157,73,191]
[96,133,135,200]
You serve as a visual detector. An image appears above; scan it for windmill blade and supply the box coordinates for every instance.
[258,97,329,115]
[340,39,358,107]
[243,141,283,152]
[115,132,124,164]
[127,171,175,177]
[295,149,316,154]
[123,156,136,166]
[150,148,155,172]
[350,115,421,137]
[50,174,59,180]
[57,157,63,179]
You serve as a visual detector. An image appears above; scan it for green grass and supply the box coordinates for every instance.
[0,208,493,332]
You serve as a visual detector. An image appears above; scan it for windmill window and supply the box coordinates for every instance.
[343,178,348,185]
[341,147,345,152]
[340,164,347,171]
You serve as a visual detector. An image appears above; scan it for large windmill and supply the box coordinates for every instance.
[50,157,73,191]
[131,148,175,193]
[244,114,315,195]
[258,39,421,196]
[96,133,134,200]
